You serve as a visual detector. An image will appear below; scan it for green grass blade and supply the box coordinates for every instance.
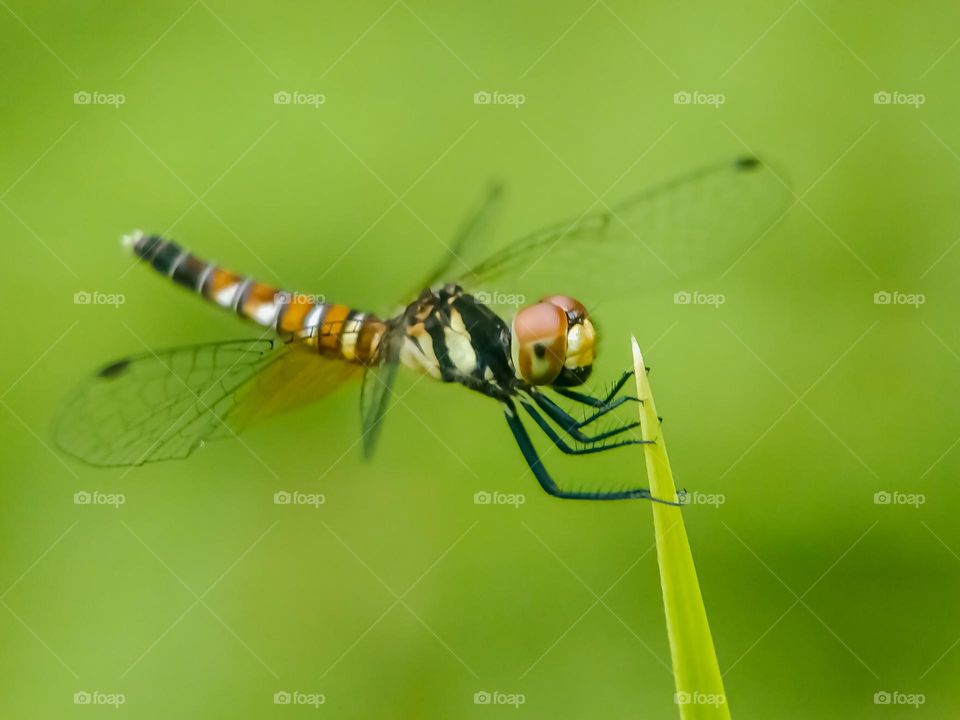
[632,337,731,719]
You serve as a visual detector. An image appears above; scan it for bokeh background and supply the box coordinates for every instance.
[2,1,959,717]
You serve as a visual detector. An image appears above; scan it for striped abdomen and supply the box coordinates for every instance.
[127,232,386,365]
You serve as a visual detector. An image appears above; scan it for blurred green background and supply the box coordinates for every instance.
[2,1,960,717]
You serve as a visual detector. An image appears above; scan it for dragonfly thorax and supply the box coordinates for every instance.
[398,285,516,394]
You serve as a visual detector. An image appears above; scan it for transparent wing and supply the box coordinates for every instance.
[359,325,404,459]
[230,343,362,430]
[363,186,505,452]
[451,156,790,311]
[56,338,360,467]
[414,182,504,294]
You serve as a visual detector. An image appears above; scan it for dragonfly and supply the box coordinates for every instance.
[56,156,787,502]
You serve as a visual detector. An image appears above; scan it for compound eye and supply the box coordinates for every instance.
[540,295,588,322]
[512,302,567,385]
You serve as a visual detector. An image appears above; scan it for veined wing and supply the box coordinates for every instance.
[414,183,504,294]
[450,156,790,311]
[359,324,404,459]
[56,338,360,467]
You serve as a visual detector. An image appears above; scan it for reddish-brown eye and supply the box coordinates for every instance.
[512,302,567,385]
[540,295,588,320]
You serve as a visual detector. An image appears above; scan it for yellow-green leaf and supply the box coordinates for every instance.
[632,336,731,719]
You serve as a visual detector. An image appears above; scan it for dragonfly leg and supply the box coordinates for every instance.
[520,401,649,455]
[502,401,678,504]
[552,369,637,408]
[576,396,665,429]
[528,391,640,442]
[552,371,665,427]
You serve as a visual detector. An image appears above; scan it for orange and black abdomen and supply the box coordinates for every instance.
[128,232,386,365]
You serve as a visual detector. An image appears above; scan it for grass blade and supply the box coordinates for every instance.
[632,336,730,719]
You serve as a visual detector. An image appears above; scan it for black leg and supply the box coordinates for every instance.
[557,393,636,430]
[553,369,636,408]
[521,401,648,454]
[501,400,679,504]
[552,371,666,428]
[528,391,641,442]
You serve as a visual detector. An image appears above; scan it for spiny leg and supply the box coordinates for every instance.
[552,369,637,408]
[520,402,648,455]
[579,396,650,428]
[528,391,640,443]
[502,401,678,504]
[558,393,637,429]
[553,370,664,427]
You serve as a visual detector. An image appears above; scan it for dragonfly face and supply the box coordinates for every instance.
[56,156,789,503]
[511,295,595,387]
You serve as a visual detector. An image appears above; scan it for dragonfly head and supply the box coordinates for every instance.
[512,295,595,387]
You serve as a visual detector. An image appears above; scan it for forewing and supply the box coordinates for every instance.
[414,183,504,293]
[359,327,403,459]
[56,338,358,466]
[453,157,790,312]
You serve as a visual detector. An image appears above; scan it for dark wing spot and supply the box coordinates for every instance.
[97,358,131,379]
[533,343,546,359]
[735,156,761,171]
